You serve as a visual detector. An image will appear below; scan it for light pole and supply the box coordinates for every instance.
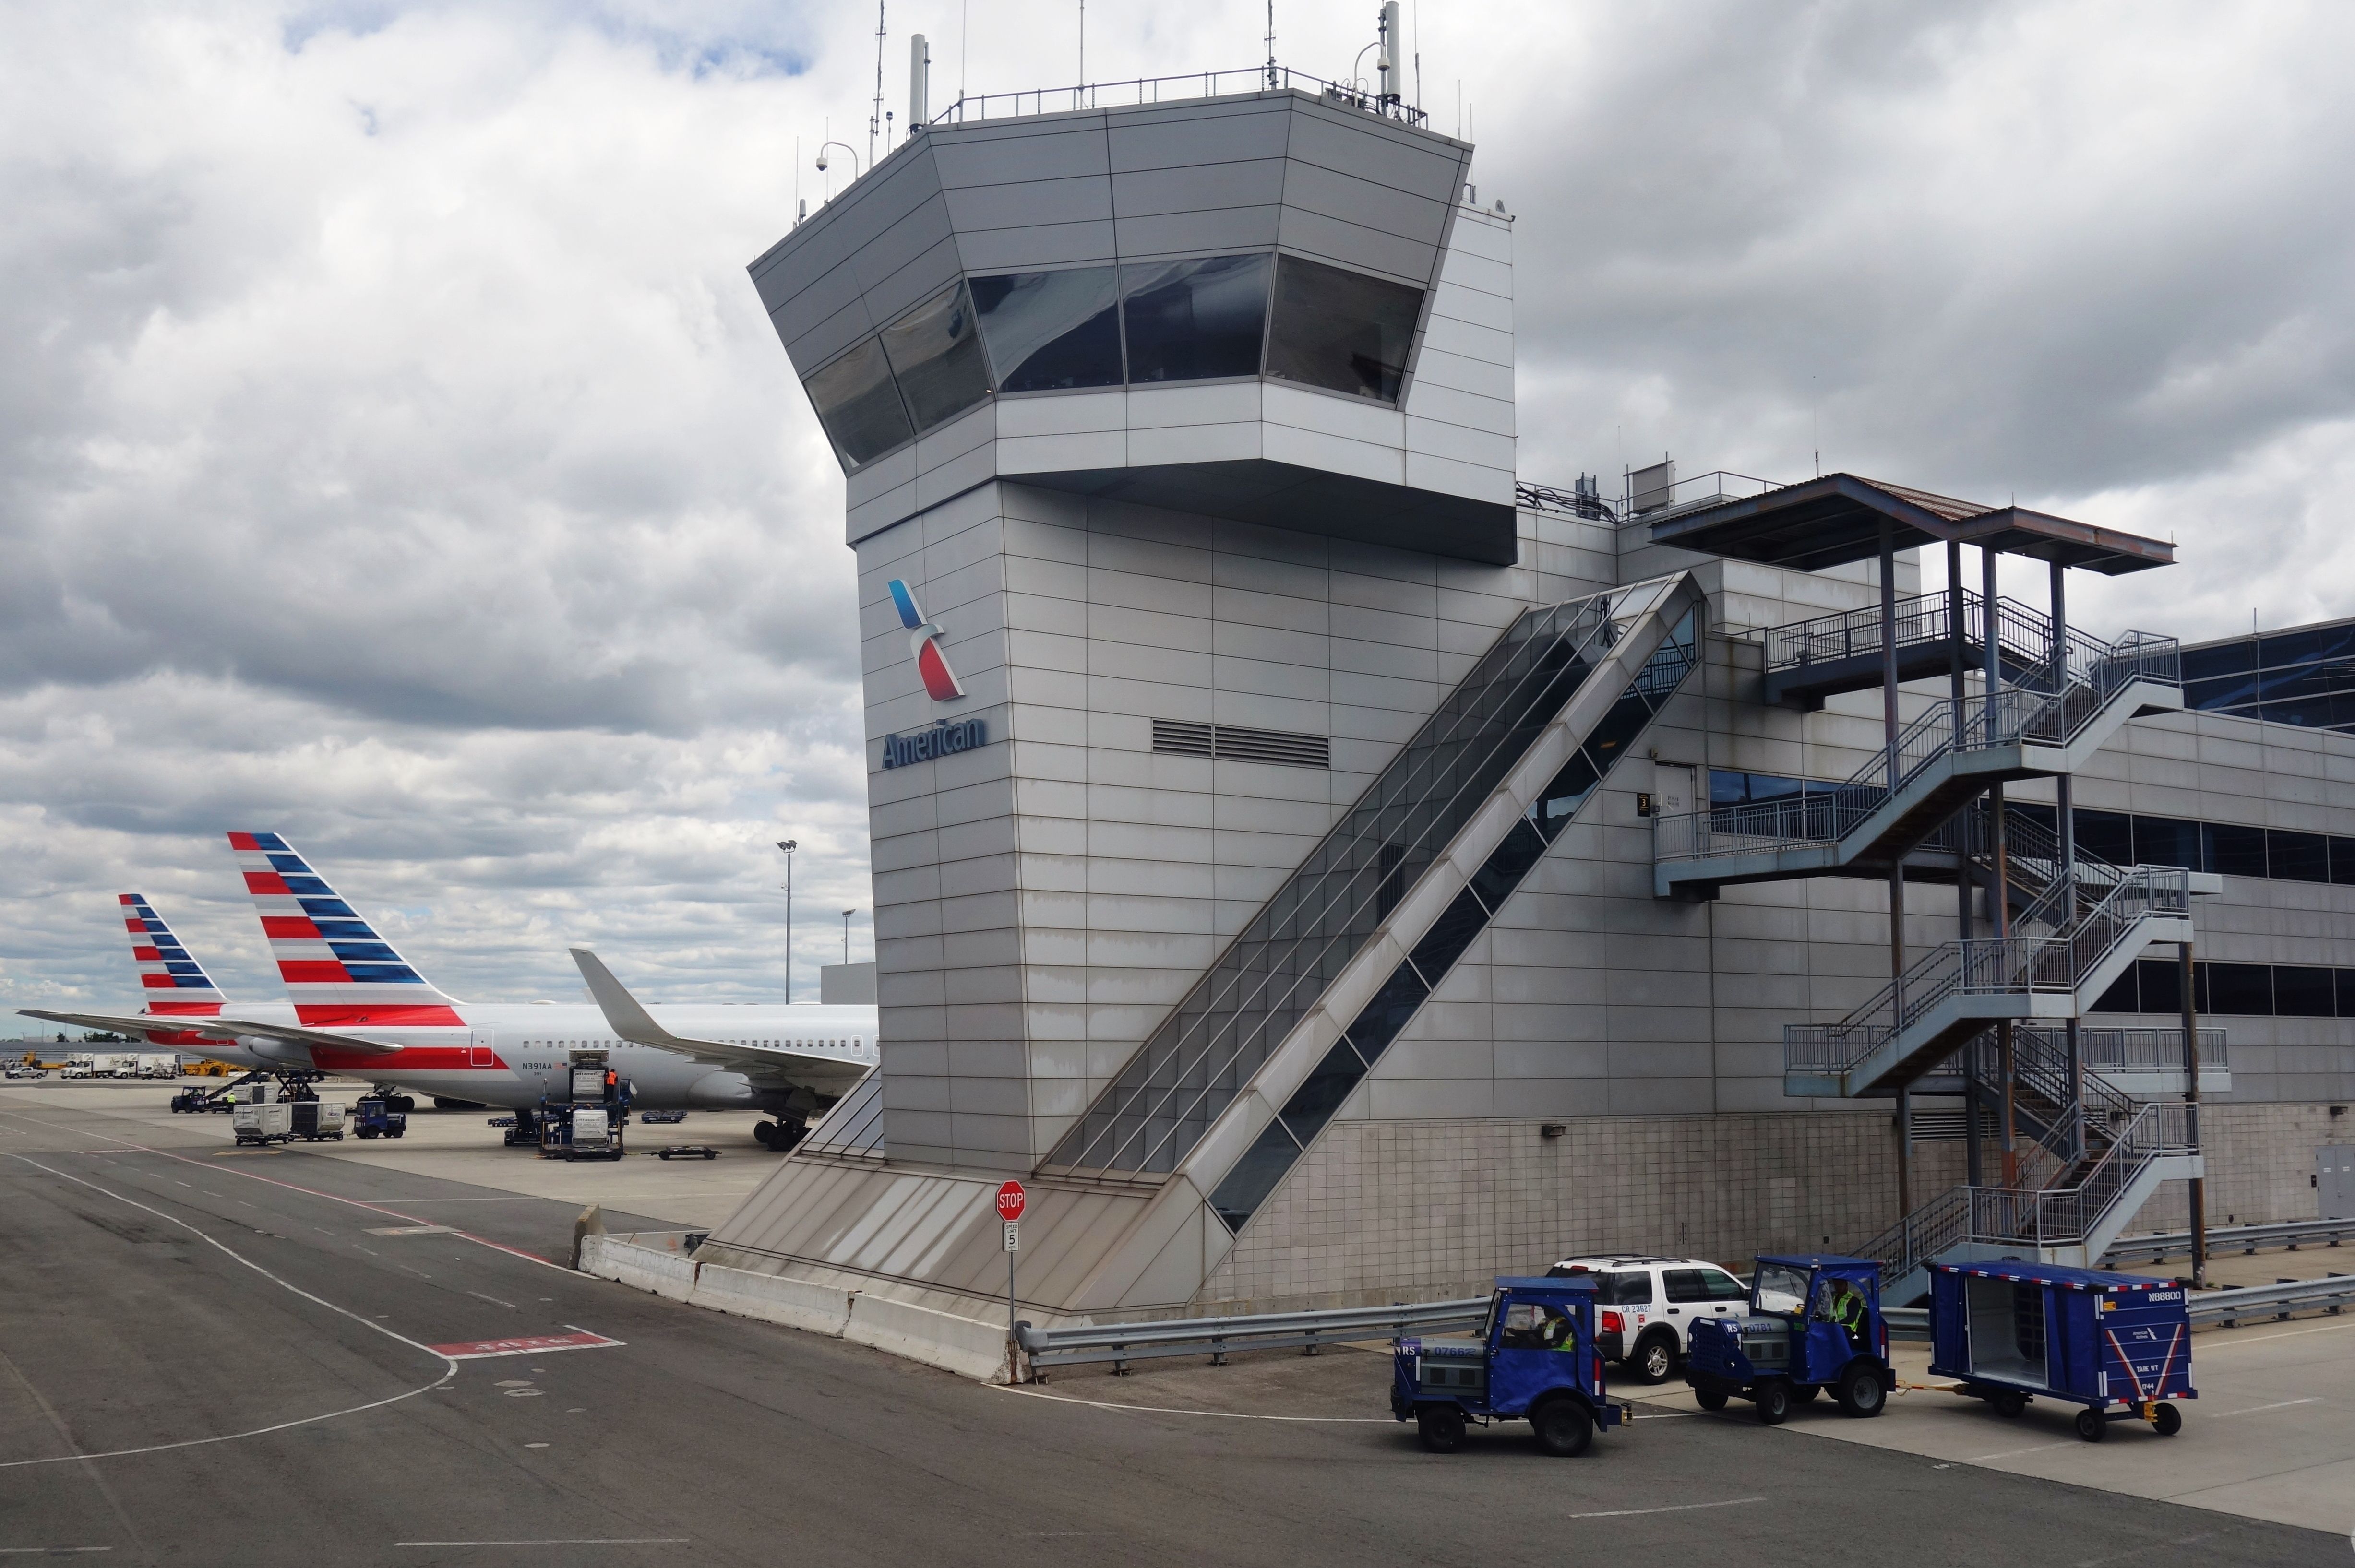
[841,909,856,964]
[777,839,798,1002]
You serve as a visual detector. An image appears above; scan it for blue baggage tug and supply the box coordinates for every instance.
[1928,1260,2195,1441]
[1391,1277,1630,1456]
[1684,1255,1895,1423]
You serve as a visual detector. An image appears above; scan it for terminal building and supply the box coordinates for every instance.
[699,73,2355,1342]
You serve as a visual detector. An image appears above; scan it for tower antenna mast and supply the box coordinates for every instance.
[869,1,887,169]
[1265,0,1277,88]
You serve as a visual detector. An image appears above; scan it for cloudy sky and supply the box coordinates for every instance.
[4,0,2351,1015]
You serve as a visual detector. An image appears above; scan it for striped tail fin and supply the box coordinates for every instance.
[226,832,464,1027]
[119,894,227,1016]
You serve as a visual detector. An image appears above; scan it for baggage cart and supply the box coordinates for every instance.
[1928,1259,2195,1441]
[290,1100,346,1141]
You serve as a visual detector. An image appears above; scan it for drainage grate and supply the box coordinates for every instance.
[1151,720,1329,769]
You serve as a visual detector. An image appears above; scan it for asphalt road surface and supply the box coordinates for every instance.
[0,1095,2343,1567]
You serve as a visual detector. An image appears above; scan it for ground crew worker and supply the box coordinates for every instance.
[1828,1279,1866,1352]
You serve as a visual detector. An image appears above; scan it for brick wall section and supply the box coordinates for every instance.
[2124,1102,2347,1234]
[1198,1110,1967,1314]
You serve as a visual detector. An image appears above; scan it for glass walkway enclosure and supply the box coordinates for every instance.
[1042,573,1703,1228]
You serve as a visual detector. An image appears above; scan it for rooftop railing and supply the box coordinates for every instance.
[927,64,1430,129]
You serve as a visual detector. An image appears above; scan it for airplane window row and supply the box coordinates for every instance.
[803,252,1427,472]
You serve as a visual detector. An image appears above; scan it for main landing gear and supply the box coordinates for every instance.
[753,1118,808,1152]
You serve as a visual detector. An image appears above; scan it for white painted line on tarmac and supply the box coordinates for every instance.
[0,1550,111,1555]
[993,1385,1391,1423]
[467,1290,519,1309]
[0,1113,568,1272]
[1961,1441,2078,1462]
[1567,1497,1765,1520]
[2215,1397,2323,1416]
[0,1154,458,1469]
[2199,1318,2355,1348]
[396,1541,689,1549]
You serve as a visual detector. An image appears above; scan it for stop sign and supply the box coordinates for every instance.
[995,1180,1027,1222]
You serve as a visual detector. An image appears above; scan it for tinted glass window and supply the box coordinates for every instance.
[876,281,992,434]
[1664,1269,1715,1304]
[2137,956,2183,1016]
[1121,253,1271,382]
[2202,822,2268,878]
[2180,640,2256,681]
[2186,673,2261,712]
[2275,965,2335,1018]
[1265,253,1423,402]
[2075,808,2133,864]
[2134,815,2201,870]
[2259,622,2355,669]
[2269,829,2331,883]
[2090,968,2138,1013]
[969,266,1124,392]
[2338,970,2355,1019]
[2334,839,2355,885]
[1276,1039,1367,1145]
[1703,1269,1748,1300]
[803,337,914,469]
[2207,962,2272,1016]
[1602,1271,1654,1306]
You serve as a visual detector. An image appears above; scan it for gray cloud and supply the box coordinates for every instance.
[4,0,2351,1013]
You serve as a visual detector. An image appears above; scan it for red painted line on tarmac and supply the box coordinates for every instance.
[429,1330,624,1360]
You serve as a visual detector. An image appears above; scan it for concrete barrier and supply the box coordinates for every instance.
[690,1264,855,1337]
[577,1233,1012,1382]
[845,1293,1011,1383]
[579,1233,698,1302]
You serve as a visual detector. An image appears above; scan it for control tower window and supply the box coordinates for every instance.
[802,336,913,470]
[970,266,1124,392]
[1120,253,1271,383]
[877,281,992,435]
[1266,255,1422,404]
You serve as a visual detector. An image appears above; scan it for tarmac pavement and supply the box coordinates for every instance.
[0,1086,2344,1566]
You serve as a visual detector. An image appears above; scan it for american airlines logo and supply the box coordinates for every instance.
[881,717,988,770]
[887,579,964,702]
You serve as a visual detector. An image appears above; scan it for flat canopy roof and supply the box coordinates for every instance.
[1645,473,2175,576]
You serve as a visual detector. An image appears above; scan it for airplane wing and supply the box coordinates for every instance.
[15,1009,404,1055]
[568,949,871,1096]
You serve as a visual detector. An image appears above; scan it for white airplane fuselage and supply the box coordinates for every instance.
[162,1000,877,1113]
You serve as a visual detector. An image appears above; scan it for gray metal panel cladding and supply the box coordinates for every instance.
[783,297,881,379]
[1108,157,1290,219]
[1106,100,1294,172]
[1111,207,1285,262]
[1273,208,1447,292]
[954,220,1121,273]
[771,262,874,362]
[749,141,947,315]
[927,118,1115,187]
[943,173,1116,232]
[858,229,966,328]
[1280,157,1451,249]
[1283,101,1467,207]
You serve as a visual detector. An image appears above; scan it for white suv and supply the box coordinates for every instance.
[1548,1254,1750,1383]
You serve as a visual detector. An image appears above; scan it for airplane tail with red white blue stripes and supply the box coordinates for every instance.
[226,832,465,1027]
[118,894,227,1017]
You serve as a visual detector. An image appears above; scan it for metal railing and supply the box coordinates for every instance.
[928,64,1429,129]
[1047,578,1687,1176]
[1787,864,2191,1080]
[1763,589,2054,682]
[1624,469,1782,520]
[1655,624,2177,867]
[1856,1100,2198,1279]
[2103,1216,2353,1266]
[1015,1298,1486,1374]
[2191,1274,2354,1327]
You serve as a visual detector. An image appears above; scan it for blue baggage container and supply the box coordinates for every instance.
[1928,1259,2195,1442]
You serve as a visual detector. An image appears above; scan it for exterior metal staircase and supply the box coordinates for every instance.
[1783,857,2193,1099]
[1652,619,2180,897]
[1763,587,2059,710]
[1042,573,1706,1186]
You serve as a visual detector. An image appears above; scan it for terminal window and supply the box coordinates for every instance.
[969,266,1124,392]
[1265,254,1422,403]
[1119,253,1271,383]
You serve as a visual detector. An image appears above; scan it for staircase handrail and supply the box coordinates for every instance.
[1762,588,2056,678]
[1788,863,2190,1079]
[1857,1100,2198,1274]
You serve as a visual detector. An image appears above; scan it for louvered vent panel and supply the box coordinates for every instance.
[1152,720,1329,769]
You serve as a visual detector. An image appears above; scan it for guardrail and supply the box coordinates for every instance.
[2191,1273,2354,1327]
[2103,1217,2355,1266]
[1014,1298,1487,1375]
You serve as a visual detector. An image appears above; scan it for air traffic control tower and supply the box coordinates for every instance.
[700,74,2186,1353]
